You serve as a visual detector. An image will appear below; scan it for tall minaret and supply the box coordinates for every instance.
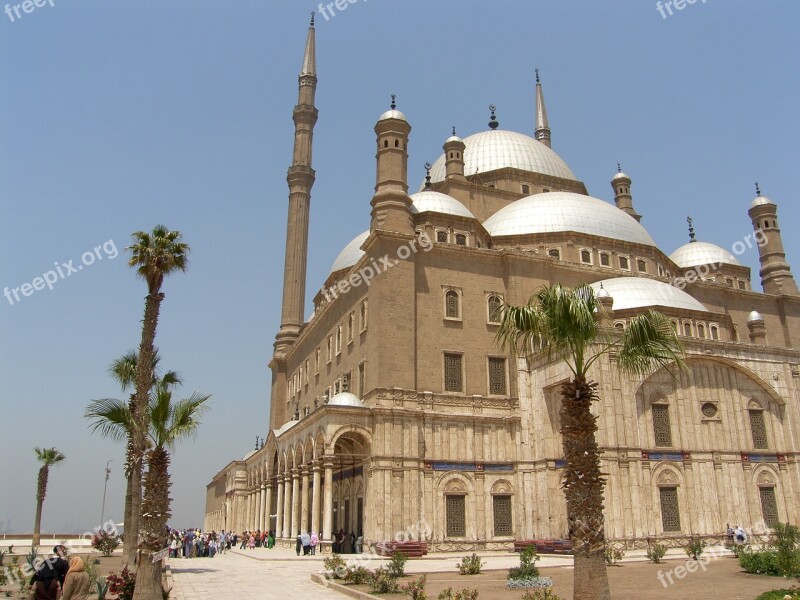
[275,15,318,356]
[748,183,799,296]
[534,69,551,148]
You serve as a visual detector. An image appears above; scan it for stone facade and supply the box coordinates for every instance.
[205,20,800,551]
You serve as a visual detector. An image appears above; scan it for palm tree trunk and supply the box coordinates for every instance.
[32,466,48,548]
[560,376,611,600]
[133,447,170,600]
[123,398,139,567]
[130,291,164,567]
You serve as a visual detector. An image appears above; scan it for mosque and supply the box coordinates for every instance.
[204,18,800,551]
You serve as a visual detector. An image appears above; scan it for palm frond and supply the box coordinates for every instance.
[85,398,134,443]
[34,447,66,465]
[163,391,211,449]
[127,225,190,293]
[617,310,686,377]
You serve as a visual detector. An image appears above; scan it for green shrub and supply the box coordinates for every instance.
[389,550,408,578]
[753,590,800,600]
[646,542,667,564]
[85,558,99,590]
[96,580,109,600]
[509,546,541,580]
[522,590,563,600]
[323,554,348,579]
[739,548,783,576]
[92,530,121,557]
[343,565,371,585]
[402,575,427,600]
[769,522,800,578]
[685,536,706,561]
[368,567,400,594]
[724,538,744,557]
[457,553,483,575]
[437,589,479,600]
[604,544,625,566]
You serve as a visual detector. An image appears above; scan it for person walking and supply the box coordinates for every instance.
[310,531,319,555]
[295,533,302,556]
[267,530,275,549]
[61,557,90,600]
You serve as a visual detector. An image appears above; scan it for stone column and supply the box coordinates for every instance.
[245,489,252,531]
[275,479,284,538]
[323,458,334,541]
[260,483,268,531]
[264,483,273,533]
[291,468,301,538]
[311,464,322,535]
[300,467,310,534]
[255,486,262,530]
[283,473,292,539]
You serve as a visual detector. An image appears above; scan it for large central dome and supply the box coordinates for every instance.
[426,130,577,184]
[483,191,657,246]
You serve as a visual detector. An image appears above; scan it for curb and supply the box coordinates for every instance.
[310,573,377,600]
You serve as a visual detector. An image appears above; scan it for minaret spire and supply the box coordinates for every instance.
[534,68,551,147]
[275,18,319,357]
[687,216,696,242]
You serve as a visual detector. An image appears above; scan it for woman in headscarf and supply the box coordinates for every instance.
[61,557,91,600]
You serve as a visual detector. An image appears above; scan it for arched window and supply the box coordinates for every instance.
[710,325,719,340]
[487,295,502,324]
[619,256,630,270]
[521,184,530,194]
[614,322,625,332]
[683,322,693,337]
[347,312,354,342]
[437,230,448,243]
[455,233,467,246]
[600,253,610,267]
[652,402,673,447]
[697,324,705,339]
[548,248,561,260]
[335,325,342,355]
[637,259,647,273]
[749,405,768,449]
[580,250,592,264]
[659,487,681,532]
[360,299,368,332]
[445,290,460,319]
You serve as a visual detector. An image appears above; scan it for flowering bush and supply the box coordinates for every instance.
[92,530,121,557]
[457,553,483,575]
[437,588,479,600]
[402,575,427,600]
[522,590,562,600]
[388,550,408,577]
[343,566,371,585]
[368,567,400,594]
[323,554,348,579]
[107,567,136,600]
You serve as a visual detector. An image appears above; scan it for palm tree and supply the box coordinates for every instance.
[126,225,189,564]
[497,284,684,600]
[99,351,178,566]
[32,447,66,548]
[86,378,209,600]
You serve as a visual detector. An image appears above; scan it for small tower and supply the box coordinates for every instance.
[443,127,466,180]
[747,310,767,345]
[370,95,415,234]
[534,69,551,148]
[611,164,642,222]
[597,285,614,329]
[748,184,799,296]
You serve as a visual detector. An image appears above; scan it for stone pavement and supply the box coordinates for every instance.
[167,546,706,599]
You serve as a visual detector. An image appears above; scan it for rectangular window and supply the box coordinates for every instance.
[334,379,341,395]
[358,362,365,398]
[327,336,332,363]
[759,487,779,527]
[493,495,512,537]
[652,405,672,447]
[315,348,321,373]
[360,299,368,332]
[659,487,681,532]
[637,259,647,273]
[446,495,466,537]
[444,353,463,392]
[343,371,351,393]
[488,357,507,395]
[619,256,630,270]
[750,410,768,449]
[600,253,610,267]
[580,249,592,264]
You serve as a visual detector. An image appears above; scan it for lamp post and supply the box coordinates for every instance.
[100,460,112,526]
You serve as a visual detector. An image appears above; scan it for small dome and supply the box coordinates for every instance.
[424,130,576,188]
[328,392,366,408]
[329,230,369,275]
[747,310,764,323]
[273,419,299,437]
[597,286,611,299]
[378,109,407,122]
[410,191,474,219]
[483,192,656,246]
[445,134,463,144]
[669,241,742,269]
[751,195,775,208]
[589,277,708,312]
[612,171,631,182]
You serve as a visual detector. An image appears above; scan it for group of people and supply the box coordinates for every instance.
[332,529,363,554]
[726,523,748,545]
[240,530,276,549]
[30,545,91,600]
[168,528,235,558]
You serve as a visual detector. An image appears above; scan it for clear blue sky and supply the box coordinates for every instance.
[1,0,798,534]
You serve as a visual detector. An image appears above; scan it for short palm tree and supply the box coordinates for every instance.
[126,225,189,564]
[32,447,65,547]
[98,351,178,566]
[86,377,209,600]
[497,284,684,600]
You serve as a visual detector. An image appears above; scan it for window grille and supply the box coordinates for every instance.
[444,353,463,392]
[488,357,506,395]
[445,291,460,318]
[750,410,768,449]
[493,495,512,536]
[653,405,672,447]
[488,295,502,323]
[760,487,778,527]
[659,487,681,532]
[446,495,466,537]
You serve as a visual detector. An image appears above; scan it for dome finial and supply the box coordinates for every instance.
[488,104,499,130]
[310,11,315,27]
[424,162,432,190]
[535,68,540,84]
[390,94,397,110]
[755,182,761,197]
[617,163,622,173]
[452,126,457,136]
[687,216,696,242]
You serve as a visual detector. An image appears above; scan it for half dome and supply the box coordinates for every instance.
[589,277,708,312]
[411,191,474,219]
[328,392,366,407]
[669,241,742,269]
[483,191,656,246]
[425,130,576,186]
[329,230,369,275]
